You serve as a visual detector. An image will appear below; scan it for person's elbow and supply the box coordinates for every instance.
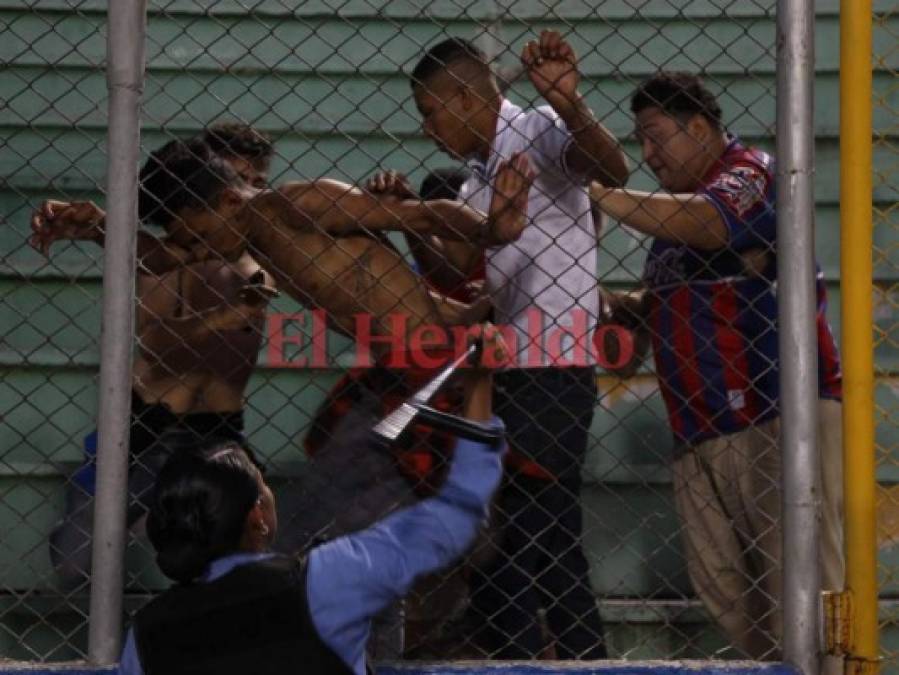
[445,439,505,505]
[267,180,351,233]
[685,220,729,251]
[598,153,630,189]
[575,145,629,188]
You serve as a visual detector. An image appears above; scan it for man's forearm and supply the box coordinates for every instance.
[78,222,189,275]
[413,199,507,245]
[558,96,629,187]
[462,373,492,422]
[590,186,728,250]
[306,423,505,635]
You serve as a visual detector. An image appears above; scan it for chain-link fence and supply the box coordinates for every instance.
[2,0,107,659]
[875,3,899,671]
[0,0,894,669]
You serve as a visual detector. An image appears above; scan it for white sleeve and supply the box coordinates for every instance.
[525,107,582,182]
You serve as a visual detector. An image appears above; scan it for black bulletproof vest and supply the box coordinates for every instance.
[133,555,353,675]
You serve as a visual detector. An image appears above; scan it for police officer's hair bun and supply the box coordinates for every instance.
[146,441,261,584]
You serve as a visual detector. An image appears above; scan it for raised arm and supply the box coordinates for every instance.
[304,326,507,671]
[29,200,194,274]
[243,155,533,246]
[522,30,628,187]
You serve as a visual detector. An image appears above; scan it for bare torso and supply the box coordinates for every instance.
[132,253,264,414]
[247,218,446,342]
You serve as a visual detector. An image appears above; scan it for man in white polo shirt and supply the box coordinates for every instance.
[403,32,628,659]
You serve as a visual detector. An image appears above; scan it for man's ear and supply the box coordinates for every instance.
[686,113,713,143]
[459,84,477,112]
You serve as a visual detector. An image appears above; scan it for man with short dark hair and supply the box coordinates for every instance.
[33,137,533,346]
[37,124,278,586]
[397,31,629,660]
[34,135,531,596]
[202,121,274,189]
[591,71,844,666]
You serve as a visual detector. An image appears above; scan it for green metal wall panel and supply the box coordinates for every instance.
[0,4,896,657]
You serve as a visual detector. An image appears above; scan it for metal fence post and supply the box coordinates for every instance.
[87,0,146,664]
[4,0,890,664]
[776,1,820,674]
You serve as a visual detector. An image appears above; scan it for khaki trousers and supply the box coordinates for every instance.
[672,399,844,670]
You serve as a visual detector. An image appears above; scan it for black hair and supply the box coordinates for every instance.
[146,440,261,584]
[419,167,471,200]
[202,122,274,163]
[411,37,489,88]
[630,71,723,129]
[138,138,240,228]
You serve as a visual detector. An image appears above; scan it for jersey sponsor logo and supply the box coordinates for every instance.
[644,245,687,286]
[709,162,770,217]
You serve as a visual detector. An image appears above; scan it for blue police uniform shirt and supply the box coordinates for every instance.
[118,421,505,675]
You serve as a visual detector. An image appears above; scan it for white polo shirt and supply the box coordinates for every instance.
[458,98,600,367]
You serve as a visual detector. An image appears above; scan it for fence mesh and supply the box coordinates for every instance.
[875,3,899,671]
[0,0,895,667]
[1,0,108,659]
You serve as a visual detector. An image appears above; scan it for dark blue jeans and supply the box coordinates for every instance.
[470,367,606,659]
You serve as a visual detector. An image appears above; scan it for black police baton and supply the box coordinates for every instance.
[370,341,503,448]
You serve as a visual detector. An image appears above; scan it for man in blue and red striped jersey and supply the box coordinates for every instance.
[591,71,843,667]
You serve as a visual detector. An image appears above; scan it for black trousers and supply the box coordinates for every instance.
[469,367,606,659]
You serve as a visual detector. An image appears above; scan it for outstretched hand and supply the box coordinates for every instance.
[365,170,417,200]
[487,152,535,245]
[29,200,105,255]
[521,30,581,112]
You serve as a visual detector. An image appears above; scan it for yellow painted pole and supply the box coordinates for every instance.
[840,1,878,672]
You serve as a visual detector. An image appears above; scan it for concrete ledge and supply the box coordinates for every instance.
[0,661,798,674]
[378,663,797,674]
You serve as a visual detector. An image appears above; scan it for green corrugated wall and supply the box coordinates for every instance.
[0,0,896,662]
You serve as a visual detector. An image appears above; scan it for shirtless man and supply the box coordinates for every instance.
[35,136,529,590]
[34,138,532,350]
[34,124,278,586]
